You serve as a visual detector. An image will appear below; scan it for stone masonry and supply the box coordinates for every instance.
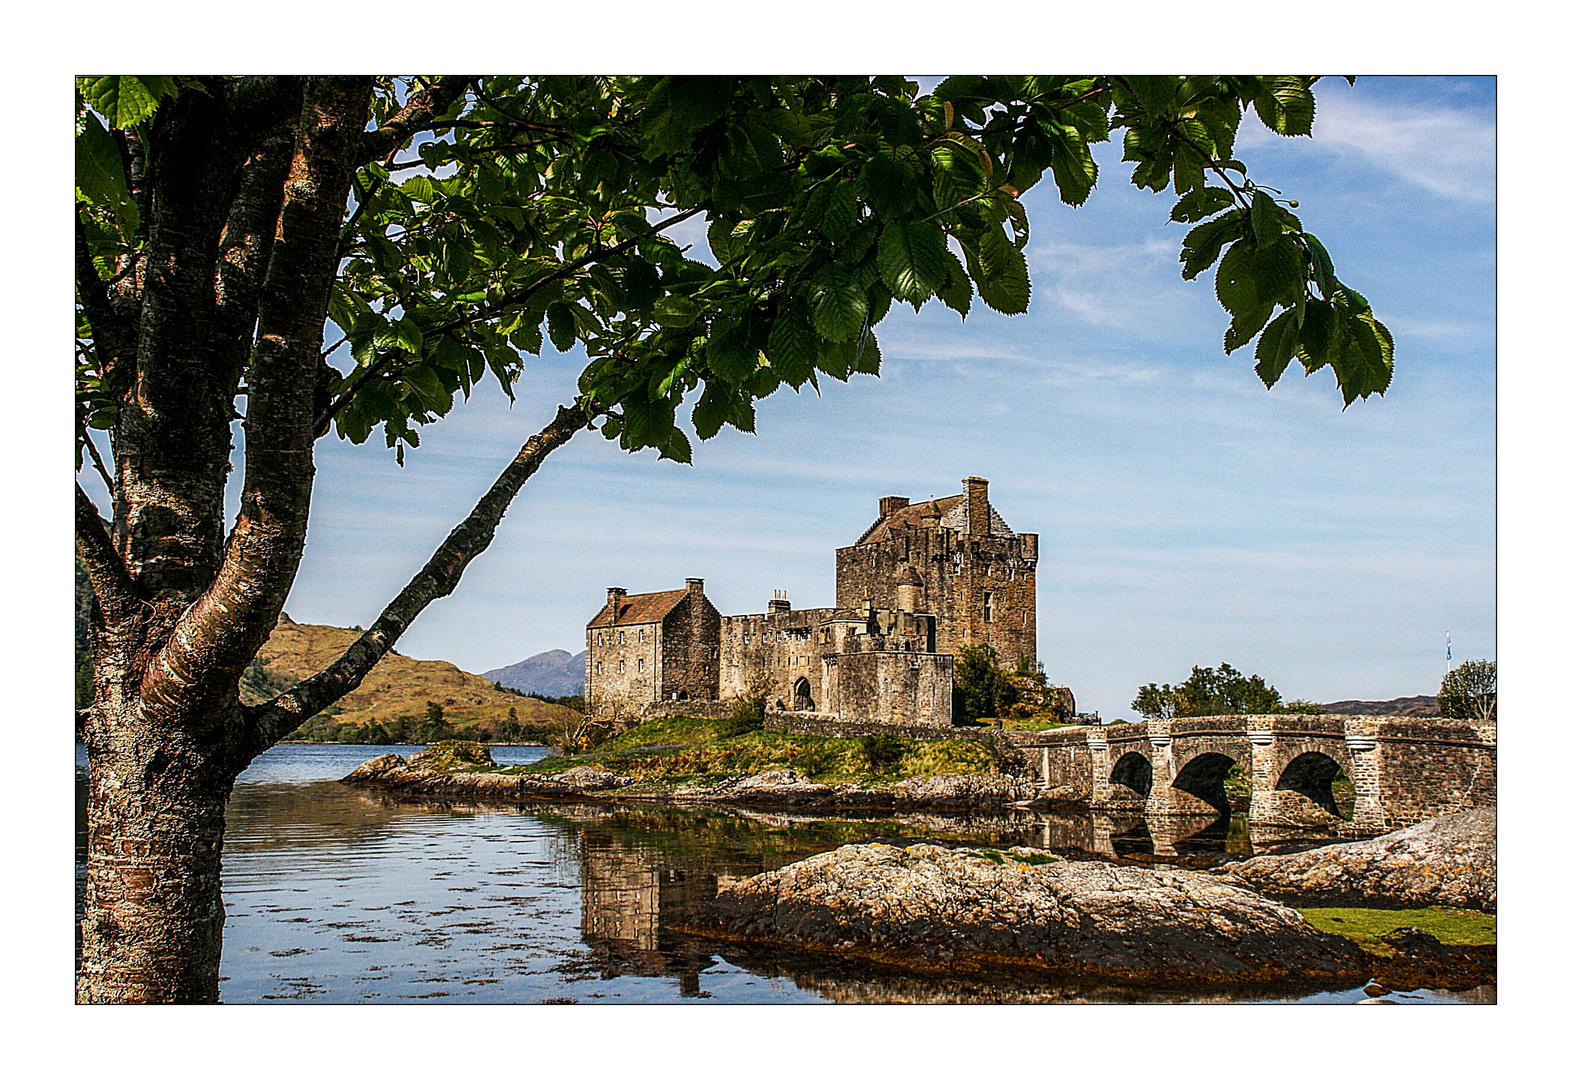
[585,477,1043,727]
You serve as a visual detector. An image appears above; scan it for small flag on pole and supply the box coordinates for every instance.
[1447,630,1452,670]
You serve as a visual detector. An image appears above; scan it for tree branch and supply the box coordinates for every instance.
[75,210,134,374]
[75,483,136,624]
[82,430,116,499]
[246,401,589,753]
[360,76,473,163]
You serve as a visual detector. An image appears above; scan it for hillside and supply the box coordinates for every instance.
[1320,696,1440,717]
[246,614,580,740]
[482,649,586,696]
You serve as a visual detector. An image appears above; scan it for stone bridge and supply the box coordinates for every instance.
[1011,714,1495,836]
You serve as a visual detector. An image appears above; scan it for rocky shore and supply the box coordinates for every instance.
[1216,806,1497,913]
[341,748,1036,810]
[680,842,1368,987]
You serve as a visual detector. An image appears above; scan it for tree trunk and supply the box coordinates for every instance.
[77,710,238,1004]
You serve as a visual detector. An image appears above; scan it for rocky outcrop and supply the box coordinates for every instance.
[343,746,633,800]
[682,842,1368,987]
[895,773,1034,808]
[1217,806,1496,913]
[346,747,1046,810]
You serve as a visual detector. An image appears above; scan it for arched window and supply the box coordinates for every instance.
[983,592,995,622]
[637,657,644,673]
[617,659,625,673]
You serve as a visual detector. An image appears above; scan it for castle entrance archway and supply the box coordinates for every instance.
[792,677,814,711]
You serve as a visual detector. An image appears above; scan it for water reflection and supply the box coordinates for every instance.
[74,744,1484,1004]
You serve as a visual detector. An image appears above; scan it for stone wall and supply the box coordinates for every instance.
[586,620,662,716]
[658,588,721,704]
[718,605,835,705]
[823,651,954,728]
[1369,716,1497,829]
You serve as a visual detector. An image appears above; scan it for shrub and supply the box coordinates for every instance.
[860,733,906,771]
[726,670,775,732]
[982,731,1030,776]
[954,644,1019,724]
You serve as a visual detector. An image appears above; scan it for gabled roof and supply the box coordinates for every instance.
[853,493,1014,545]
[587,588,687,629]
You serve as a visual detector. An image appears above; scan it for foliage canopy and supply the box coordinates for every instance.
[1437,659,1496,723]
[1132,662,1293,719]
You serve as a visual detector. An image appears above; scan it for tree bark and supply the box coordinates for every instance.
[77,725,235,1003]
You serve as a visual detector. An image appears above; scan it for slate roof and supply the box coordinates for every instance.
[853,494,1013,545]
[586,588,688,629]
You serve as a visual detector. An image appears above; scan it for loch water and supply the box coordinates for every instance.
[74,744,1491,1004]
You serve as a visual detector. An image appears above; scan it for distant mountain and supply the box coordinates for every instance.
[1320,695,1440,717]
[483,649,586,697]
[247,614,579,731]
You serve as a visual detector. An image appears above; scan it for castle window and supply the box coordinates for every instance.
[638,628,645,643]
[637,658,644,673]
[618,631,626,644]
[618,660,625,673]
[595,661,603,675]
[983,592,995,622]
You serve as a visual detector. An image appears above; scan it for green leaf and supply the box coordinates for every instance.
[969,226,1030,315]
[1180,210,1246,279]
[935,249,973,317]
[707,218,736,265]
[79,76,178,128]
[659,428,694,464]
[75,112,132,222]
[1251,192,1283,248]
[1214,242,1259,318]
[860,154,920,217]
[546,302,577,352]
[1256,77,1315,136]
[692,384,729,440]
[766,305,819,388]
[810,266,868,341]
[1303,233,1338,296]
[1048,129,1097,206]
[877,220,949,303]
[652,295,702,327]
[707,315,760,384]
[1170,186,1235,224]
[1253,309,1300,387]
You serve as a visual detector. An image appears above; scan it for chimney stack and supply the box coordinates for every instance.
[879,495,910,519]
[607,586,627,624]
[963,476,990,536]
[685,577,704,596]
[768,589,791,614]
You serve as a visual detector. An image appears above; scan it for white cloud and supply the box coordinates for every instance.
[1241,92,1495,203]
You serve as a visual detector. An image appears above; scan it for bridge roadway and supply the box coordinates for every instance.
[1009,713,1496,836]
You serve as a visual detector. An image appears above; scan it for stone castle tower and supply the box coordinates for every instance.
[835,477,1037,666]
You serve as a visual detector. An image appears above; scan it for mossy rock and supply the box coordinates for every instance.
[408,739,495,772]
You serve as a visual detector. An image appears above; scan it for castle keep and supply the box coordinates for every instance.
[585,477,1038,727]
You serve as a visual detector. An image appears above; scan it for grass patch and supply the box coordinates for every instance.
[1295,906,1496,951]
[999,716,1078,731]
[507,713,1001,786]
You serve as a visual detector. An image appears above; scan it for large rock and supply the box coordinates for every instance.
[683,842,1367,986]
[895,773,1033,807]
[1217,806,1496,913]
[342,747,633,800]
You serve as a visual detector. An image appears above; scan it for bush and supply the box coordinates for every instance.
[860,733,906,771]
[1438,659,1496,722]
[726,670,775,732]
[982,731,1030,776]
[953,644,1019,724]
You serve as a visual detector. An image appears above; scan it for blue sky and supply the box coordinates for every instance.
[81,76,1498,718]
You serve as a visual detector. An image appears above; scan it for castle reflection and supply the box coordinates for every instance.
[561,802,1346,1001]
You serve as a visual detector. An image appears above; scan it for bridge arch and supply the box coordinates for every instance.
[1171,752,1238,815]
[1274,750,1351,820]
[1108,751,1153,797]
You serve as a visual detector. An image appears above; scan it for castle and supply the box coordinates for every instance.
[584,477,1038,728]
